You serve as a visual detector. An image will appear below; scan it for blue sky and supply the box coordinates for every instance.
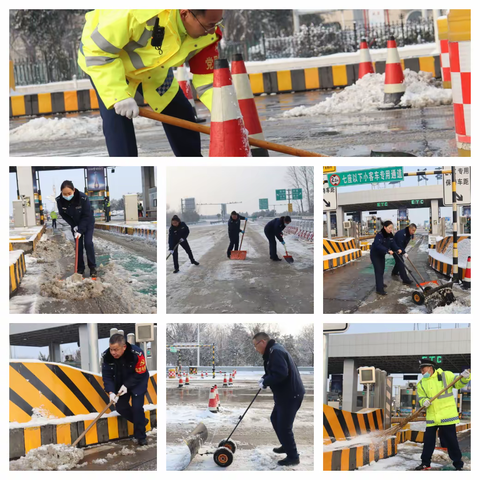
[9,166,148,214]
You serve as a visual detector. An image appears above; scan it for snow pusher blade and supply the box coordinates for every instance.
[231,219,248,261]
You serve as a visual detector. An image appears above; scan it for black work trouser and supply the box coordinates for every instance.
[227,235,240,256]
[270,395,304,459]
[422,424,463,469]
[115,391,147,440]
[370,251,386,292]
[265,231,279,259]
[91,79,201,157]
[172,240,195,270]
[52,219,57,229]
[74,225,96,271]
[392,253,410,282]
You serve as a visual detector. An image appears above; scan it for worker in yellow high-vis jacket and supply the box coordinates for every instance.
[415,358,471,471]
[78,9,223,157]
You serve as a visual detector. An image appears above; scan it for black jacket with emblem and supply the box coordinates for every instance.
[262,339,305,403]
[168,220,190,249]
[56,189,95,234]
[102,342,149,395]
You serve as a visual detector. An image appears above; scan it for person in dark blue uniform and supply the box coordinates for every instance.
[102,333,150,445]
[168,215,199,273]
[392,223,416,284]
[227,211,246,258]
[253,332,305,467]
[56,180,97,277]
[264,216,292,261]
[370,220,402,295]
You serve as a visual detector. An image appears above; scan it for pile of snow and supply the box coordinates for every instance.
[10,444,84,471]
[284,69,452,117]
[443,238,471,263]
[40,276,106,300]
[10,116,158,144]
[166,444,191,471]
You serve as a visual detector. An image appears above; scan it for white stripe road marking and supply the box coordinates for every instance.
[211,85,242,122]
[232,73,254,100]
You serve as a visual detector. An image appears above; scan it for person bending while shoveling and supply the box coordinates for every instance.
[168,215,199,273]
[253,332,305,467]
[392,223,416,284]
[227,211,246,258]
[264,216,291,261]
[414,358,471,471]
[56,180,97,278]
[102,333,150,446]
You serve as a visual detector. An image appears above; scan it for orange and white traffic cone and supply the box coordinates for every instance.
[383,36,405,106]
[228,373,233,386]
[177,64,206,123]
[185,373,190,386]
[214,385,220,411]
[201,372,204,379]
[205,371,208,377]
[223,373,228,388]
[178,376,184,388]
[358,38,374,79]
[463,256,471,289]
[208,387,218,413]
[232,370,236,379]
[448,10,471,157]
[231,53,269,157]
[209,58,252,157]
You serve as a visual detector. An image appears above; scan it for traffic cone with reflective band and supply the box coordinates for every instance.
[177,64,206,123]
[201,372,204,379]
[448,9,471,157]
[214,385,220,411]
[358,38,374,79]
[228,373,233,386]
[205,371,208,377]
[209,59,252,157]
[233,370,236,379]
[463,256,471,289]
[208,387,218,413]
[383,36,405,106]
[231,53,269,157]
[223,373,228,388]
[178,376,184,388]
[437,16,451,89]
[185,373,190,385]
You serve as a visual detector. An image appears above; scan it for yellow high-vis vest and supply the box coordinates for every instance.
[416,368,471,427]
[78,10,220,113]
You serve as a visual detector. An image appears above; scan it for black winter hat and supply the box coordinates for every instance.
[172,215,180,222]
[231,211,237,216]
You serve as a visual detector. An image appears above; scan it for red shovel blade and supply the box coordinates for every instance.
[230,250,247,260]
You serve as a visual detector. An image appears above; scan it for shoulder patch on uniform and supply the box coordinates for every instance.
[135,352,147,374]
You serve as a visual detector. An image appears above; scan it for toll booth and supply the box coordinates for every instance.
[399,383,417,415]
[398,208,409,231]
[460,386,471,419]
[366,216,382,235]
[463,206,471,233]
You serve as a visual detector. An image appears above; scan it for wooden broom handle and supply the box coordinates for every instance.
[139,108,328,157]
[238,219,247,251]
[72,399,114,447]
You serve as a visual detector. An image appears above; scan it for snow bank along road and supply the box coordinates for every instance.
[166,373,314,471]
[166,222,314,314]
[10,221,157,314]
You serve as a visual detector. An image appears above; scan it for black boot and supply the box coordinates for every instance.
[278,456,300,466]
[414,464,431,471]
[191,260,199,266]
[273,446,285,454]
[138,438,148,446]
[173,269,179,274]
[90,267,98,278]
[376,290,387,295]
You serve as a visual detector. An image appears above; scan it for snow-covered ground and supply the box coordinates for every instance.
[284,70,451,117]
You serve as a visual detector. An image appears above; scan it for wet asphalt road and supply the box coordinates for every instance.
[9,90,457,157]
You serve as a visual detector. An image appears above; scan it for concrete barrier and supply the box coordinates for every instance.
[9,250,26,297]
[94,223,157,240]
[9,225,46,253]
[323,238,361,271]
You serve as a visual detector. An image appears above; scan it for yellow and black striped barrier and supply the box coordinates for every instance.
[94,223,157,241]
[9,251,26,297]
[10,54,441,117]
[429,256,466,280]
[9,361,157,458]
[323,238,361,271]
[395,421,470,446]
[435,235,469,254]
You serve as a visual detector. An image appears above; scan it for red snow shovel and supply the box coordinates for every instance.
[230,220,248,260]
[283,243,294,264]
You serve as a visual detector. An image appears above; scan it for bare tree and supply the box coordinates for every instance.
[286,167,305,213]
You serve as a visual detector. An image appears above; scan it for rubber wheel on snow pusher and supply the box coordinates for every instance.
[214,447,234,467]
[412,291,425,305]
[218,439,237,453]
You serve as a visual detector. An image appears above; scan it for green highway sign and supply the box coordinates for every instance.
[411,199,425,205]
[328,167,404,187]
[377,202,388,207]
[259,198,269,210]
[292,188,303,200]
[276,189,287,201]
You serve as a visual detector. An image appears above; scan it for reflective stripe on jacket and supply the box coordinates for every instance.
[416,368,471,427]
[78,10,220,112]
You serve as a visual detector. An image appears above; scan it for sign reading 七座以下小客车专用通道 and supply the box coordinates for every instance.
[328,167,404,187]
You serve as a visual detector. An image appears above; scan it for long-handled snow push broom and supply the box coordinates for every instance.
[211,388,262,467]
[230,220,248,260]
[378,371,468,438]
[393,252,454,312]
